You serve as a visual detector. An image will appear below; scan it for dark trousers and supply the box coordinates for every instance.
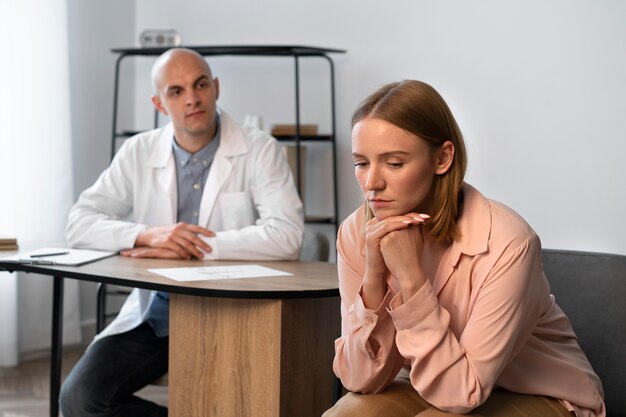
[60,323,168,417]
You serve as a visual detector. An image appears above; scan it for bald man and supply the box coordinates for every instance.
[61,48,304,417]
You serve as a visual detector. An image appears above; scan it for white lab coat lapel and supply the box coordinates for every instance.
[198,112,248,228]
[147,123,177,224]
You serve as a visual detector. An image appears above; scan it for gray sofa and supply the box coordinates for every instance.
[541,249,626,417]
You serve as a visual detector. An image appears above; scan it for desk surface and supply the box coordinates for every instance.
[0,254,339,299]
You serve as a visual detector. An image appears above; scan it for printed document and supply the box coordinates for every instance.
[148,264,292,282]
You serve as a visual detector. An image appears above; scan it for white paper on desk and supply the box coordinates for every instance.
[0,247,116,266]
[148,264,292,282]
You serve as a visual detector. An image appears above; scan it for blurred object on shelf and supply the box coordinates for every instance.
[271,124,318,137]
[139,29,182,48]
[0,236,18,251]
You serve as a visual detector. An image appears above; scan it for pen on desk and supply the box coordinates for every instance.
[30,251,70,258]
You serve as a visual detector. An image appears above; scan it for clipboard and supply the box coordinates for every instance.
[0,247,116,266]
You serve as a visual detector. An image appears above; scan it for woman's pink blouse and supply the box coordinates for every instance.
[333,184,605,416]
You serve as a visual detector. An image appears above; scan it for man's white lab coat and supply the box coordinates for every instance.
[66,110,304,340]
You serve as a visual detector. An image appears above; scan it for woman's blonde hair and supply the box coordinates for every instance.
[352,80,467,242]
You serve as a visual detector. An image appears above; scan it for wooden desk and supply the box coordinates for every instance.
[0,255,340,417]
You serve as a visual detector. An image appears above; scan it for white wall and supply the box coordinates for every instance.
[67,0,136,336]
[68,0,136,195]
[68,0,626,334]
[132,0,626,255]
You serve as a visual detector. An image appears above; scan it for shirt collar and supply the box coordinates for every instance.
[449,183,491,259]
[171,113,221,166]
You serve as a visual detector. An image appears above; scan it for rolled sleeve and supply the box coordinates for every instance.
[388,281,438,330]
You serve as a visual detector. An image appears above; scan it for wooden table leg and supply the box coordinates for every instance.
[169,295,339,417]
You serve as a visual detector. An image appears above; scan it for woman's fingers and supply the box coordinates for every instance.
[368,213,428,240]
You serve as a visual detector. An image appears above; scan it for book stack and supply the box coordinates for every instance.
[271,124,319,137]
[0,237,18,251]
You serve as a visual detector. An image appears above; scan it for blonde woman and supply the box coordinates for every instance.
[324,80,604,417]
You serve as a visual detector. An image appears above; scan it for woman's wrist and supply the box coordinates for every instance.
[397,267,427,303]
[362,270,387,309]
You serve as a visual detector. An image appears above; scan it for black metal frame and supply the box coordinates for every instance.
[95,282,131,333]
[50,275,63,417]
[110,45,344,229]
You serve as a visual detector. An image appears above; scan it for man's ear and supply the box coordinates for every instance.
[435,141,455,175]
[151,95,168,116]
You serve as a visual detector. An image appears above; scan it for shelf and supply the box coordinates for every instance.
[110,45,343,236]
[118,132,334,142]
[304,216,336,225]
[116,130,143,138]
[274,134,333,142]
[111,45,346,57]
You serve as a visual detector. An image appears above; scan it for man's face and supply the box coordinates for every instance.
[151,52,219,142]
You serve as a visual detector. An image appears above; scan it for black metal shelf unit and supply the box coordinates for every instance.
[110,44,345,230]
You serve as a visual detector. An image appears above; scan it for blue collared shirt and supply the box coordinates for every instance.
[146,115,220,338]
[172,115,221,225]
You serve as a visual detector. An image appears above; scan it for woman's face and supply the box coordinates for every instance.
[352,117,449,220]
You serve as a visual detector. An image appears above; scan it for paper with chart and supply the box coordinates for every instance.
[148,264,292,282]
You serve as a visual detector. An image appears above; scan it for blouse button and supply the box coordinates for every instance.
[365,317,374,324]
[193,183,200,190]
[469,396,477,407]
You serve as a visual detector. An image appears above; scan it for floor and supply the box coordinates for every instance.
[0,346,167,417]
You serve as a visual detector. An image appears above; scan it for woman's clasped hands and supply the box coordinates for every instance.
[363,212,431,306]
